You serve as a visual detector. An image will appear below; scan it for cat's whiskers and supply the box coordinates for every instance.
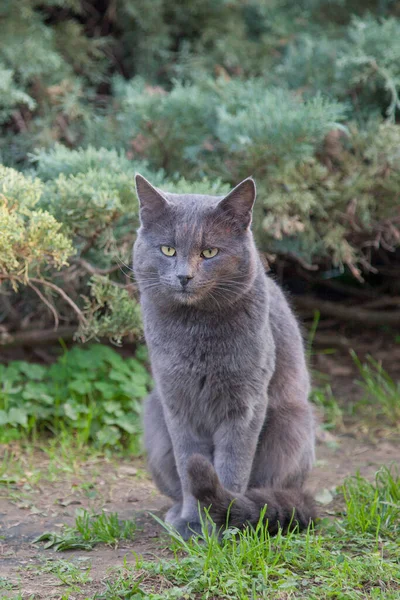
[116,258,139,281]
[208,286,241,308]
[141,283,162,291]
[140,277,160,284]
[207,289,224,311]
[117,258,134,271]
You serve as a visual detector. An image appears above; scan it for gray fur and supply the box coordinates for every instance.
[133,174,315,539]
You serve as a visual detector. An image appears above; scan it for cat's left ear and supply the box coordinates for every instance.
[135,173,170,228]
[217,178,256,231]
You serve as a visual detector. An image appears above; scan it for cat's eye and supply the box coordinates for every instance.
[201,248,219,259]
[161,245,176,257]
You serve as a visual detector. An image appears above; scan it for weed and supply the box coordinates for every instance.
[28,558,92,592]
[0,344,152,450]
[351,351,400,425]
[306,311,343,429]
[93,564,145,599]
[342,465,400,539]
[309,381,343,430]
[34,509,136,551]
[0,577,15,591]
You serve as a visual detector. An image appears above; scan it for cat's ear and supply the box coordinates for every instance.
[135,174,169,227]
[217,178,256,231]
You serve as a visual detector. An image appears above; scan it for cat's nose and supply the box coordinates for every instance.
[177,274,193,287]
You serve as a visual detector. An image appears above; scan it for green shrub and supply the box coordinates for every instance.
[0,0,400,341]
[0,166,73,278]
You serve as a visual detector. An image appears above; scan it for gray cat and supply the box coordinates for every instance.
[133,174,316,539]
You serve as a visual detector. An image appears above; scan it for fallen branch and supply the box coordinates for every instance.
[294,295,400,327]
[311,332,352,349]
[0,326,76,347]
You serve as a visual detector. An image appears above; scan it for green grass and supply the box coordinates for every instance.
[307,311,344,431]
[28,558,92,592]
[342,466,400,539]
[113,467,399,599]
[309,381,343,431]
[0,440,108,491]
[0,343,152,451]
[1,338,399,599]
[26,466,400,600]
[34,509,137,551]
[0,577,15,591]
[351,351,400,425]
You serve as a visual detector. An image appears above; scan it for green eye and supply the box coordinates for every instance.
[201,248,219,259]
[161,245,176,257]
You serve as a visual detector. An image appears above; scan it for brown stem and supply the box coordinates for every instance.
[0,274,87,326]
[313,278,381,300]
[12,110,28,132]
[281,252,319,271]
[71,258,122,276]
[28,281,59,330]
[29,278,87,325]
[361,296,400,310]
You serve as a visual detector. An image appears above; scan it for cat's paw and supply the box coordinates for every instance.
[167,516,203,540]
[165,503,182,524]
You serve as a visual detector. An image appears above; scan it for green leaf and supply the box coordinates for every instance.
[63,402,79,421]
[0,410,9,426]
[96,426,121,447]
[94,382,119,399]
[8,407,28,428]
[68,380,94,395]
[16,363,46,381]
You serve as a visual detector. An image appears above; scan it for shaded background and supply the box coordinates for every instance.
[0,1,399,447]
[1,0,400,346]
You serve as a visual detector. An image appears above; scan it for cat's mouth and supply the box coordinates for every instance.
[167,282,210,304]
[177,288,196,298]
[174,286,200,304]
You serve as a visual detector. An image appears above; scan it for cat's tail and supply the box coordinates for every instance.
[187,454,316,535]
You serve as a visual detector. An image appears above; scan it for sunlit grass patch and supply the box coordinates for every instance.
[342,465,400,539]
[95,465,400,599]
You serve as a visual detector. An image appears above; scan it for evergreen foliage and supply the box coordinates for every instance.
[0,0,399,342]
[0,167,73,279]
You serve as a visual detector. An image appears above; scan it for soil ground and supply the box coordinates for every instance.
[1,433,399,599]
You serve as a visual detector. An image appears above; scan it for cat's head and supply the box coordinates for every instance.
[133,174,258,309]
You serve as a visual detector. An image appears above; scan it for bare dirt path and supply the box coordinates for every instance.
[1,433,399,599]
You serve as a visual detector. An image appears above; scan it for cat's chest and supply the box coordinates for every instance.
[147,310,251,372]
[144,306,271,426]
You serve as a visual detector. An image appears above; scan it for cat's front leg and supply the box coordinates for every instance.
[164,412,212,539]
[213,406,266,494]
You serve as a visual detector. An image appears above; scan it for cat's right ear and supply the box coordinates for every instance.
[135,174,169,227]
